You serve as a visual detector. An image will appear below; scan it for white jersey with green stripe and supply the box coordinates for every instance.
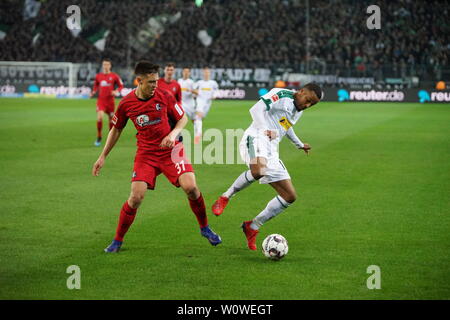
[250,88,303,142]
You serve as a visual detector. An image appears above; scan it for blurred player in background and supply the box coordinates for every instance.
[92,61,222,253]
[192,67,219,144]
[212,83,322,251]
[178,67,196,120]
[157,62,182,105]
[90,58,123,147]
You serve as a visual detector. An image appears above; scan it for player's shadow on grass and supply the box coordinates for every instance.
[220,246,300,264]
[100,243,299,265]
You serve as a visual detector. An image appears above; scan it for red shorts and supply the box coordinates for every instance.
[131,145,193,190]
[96,99,115,114]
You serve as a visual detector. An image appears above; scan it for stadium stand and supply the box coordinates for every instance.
[0,0,448,81]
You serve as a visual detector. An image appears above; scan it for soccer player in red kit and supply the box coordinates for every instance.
[157,62,182,105]
[92,61,222,253]
[90,58,124,147]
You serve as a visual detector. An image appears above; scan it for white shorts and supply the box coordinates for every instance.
[239,127,291,184]
[183,101,196,120]
[196,99,212,117]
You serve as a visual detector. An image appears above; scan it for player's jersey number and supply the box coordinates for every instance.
[175,160,186,174]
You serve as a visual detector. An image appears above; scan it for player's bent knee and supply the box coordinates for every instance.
[182,184,199,198]
[128,193,145,207]
[284,193,297,204]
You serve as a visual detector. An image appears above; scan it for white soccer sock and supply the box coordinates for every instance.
[194,118,202,137]
[250,195,291,230]
[223,170,256,199]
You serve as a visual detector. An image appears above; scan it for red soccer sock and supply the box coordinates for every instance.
[114,201,137,242]
[188,193,208,229]
[96,120,103,138]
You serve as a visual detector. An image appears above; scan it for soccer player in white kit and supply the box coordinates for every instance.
[212,83,323,250]
[178,67,196,120]
[193,67,219,144]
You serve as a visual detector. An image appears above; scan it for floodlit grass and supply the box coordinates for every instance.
[0,98,449,299]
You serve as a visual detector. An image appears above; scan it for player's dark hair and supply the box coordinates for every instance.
[102,58,112,64]
[165,62,176,68]
[134,61,159,76]
[303,83,323,100]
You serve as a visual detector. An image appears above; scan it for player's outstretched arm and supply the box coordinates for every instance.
[286,127,310,154]
[160,114,188,149]
[90,75,99,97]
[112,75,124,97]
[92,127,123,176]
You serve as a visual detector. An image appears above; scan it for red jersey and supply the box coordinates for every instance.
[157,78,182,105]
[112,87,185,155]
[93,72,124,101]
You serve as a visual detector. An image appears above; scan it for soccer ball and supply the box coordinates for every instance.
[262,234,288,260]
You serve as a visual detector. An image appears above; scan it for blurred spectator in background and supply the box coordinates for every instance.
[0,0,448,82]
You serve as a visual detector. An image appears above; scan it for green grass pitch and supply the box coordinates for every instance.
[0,97,449,299]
